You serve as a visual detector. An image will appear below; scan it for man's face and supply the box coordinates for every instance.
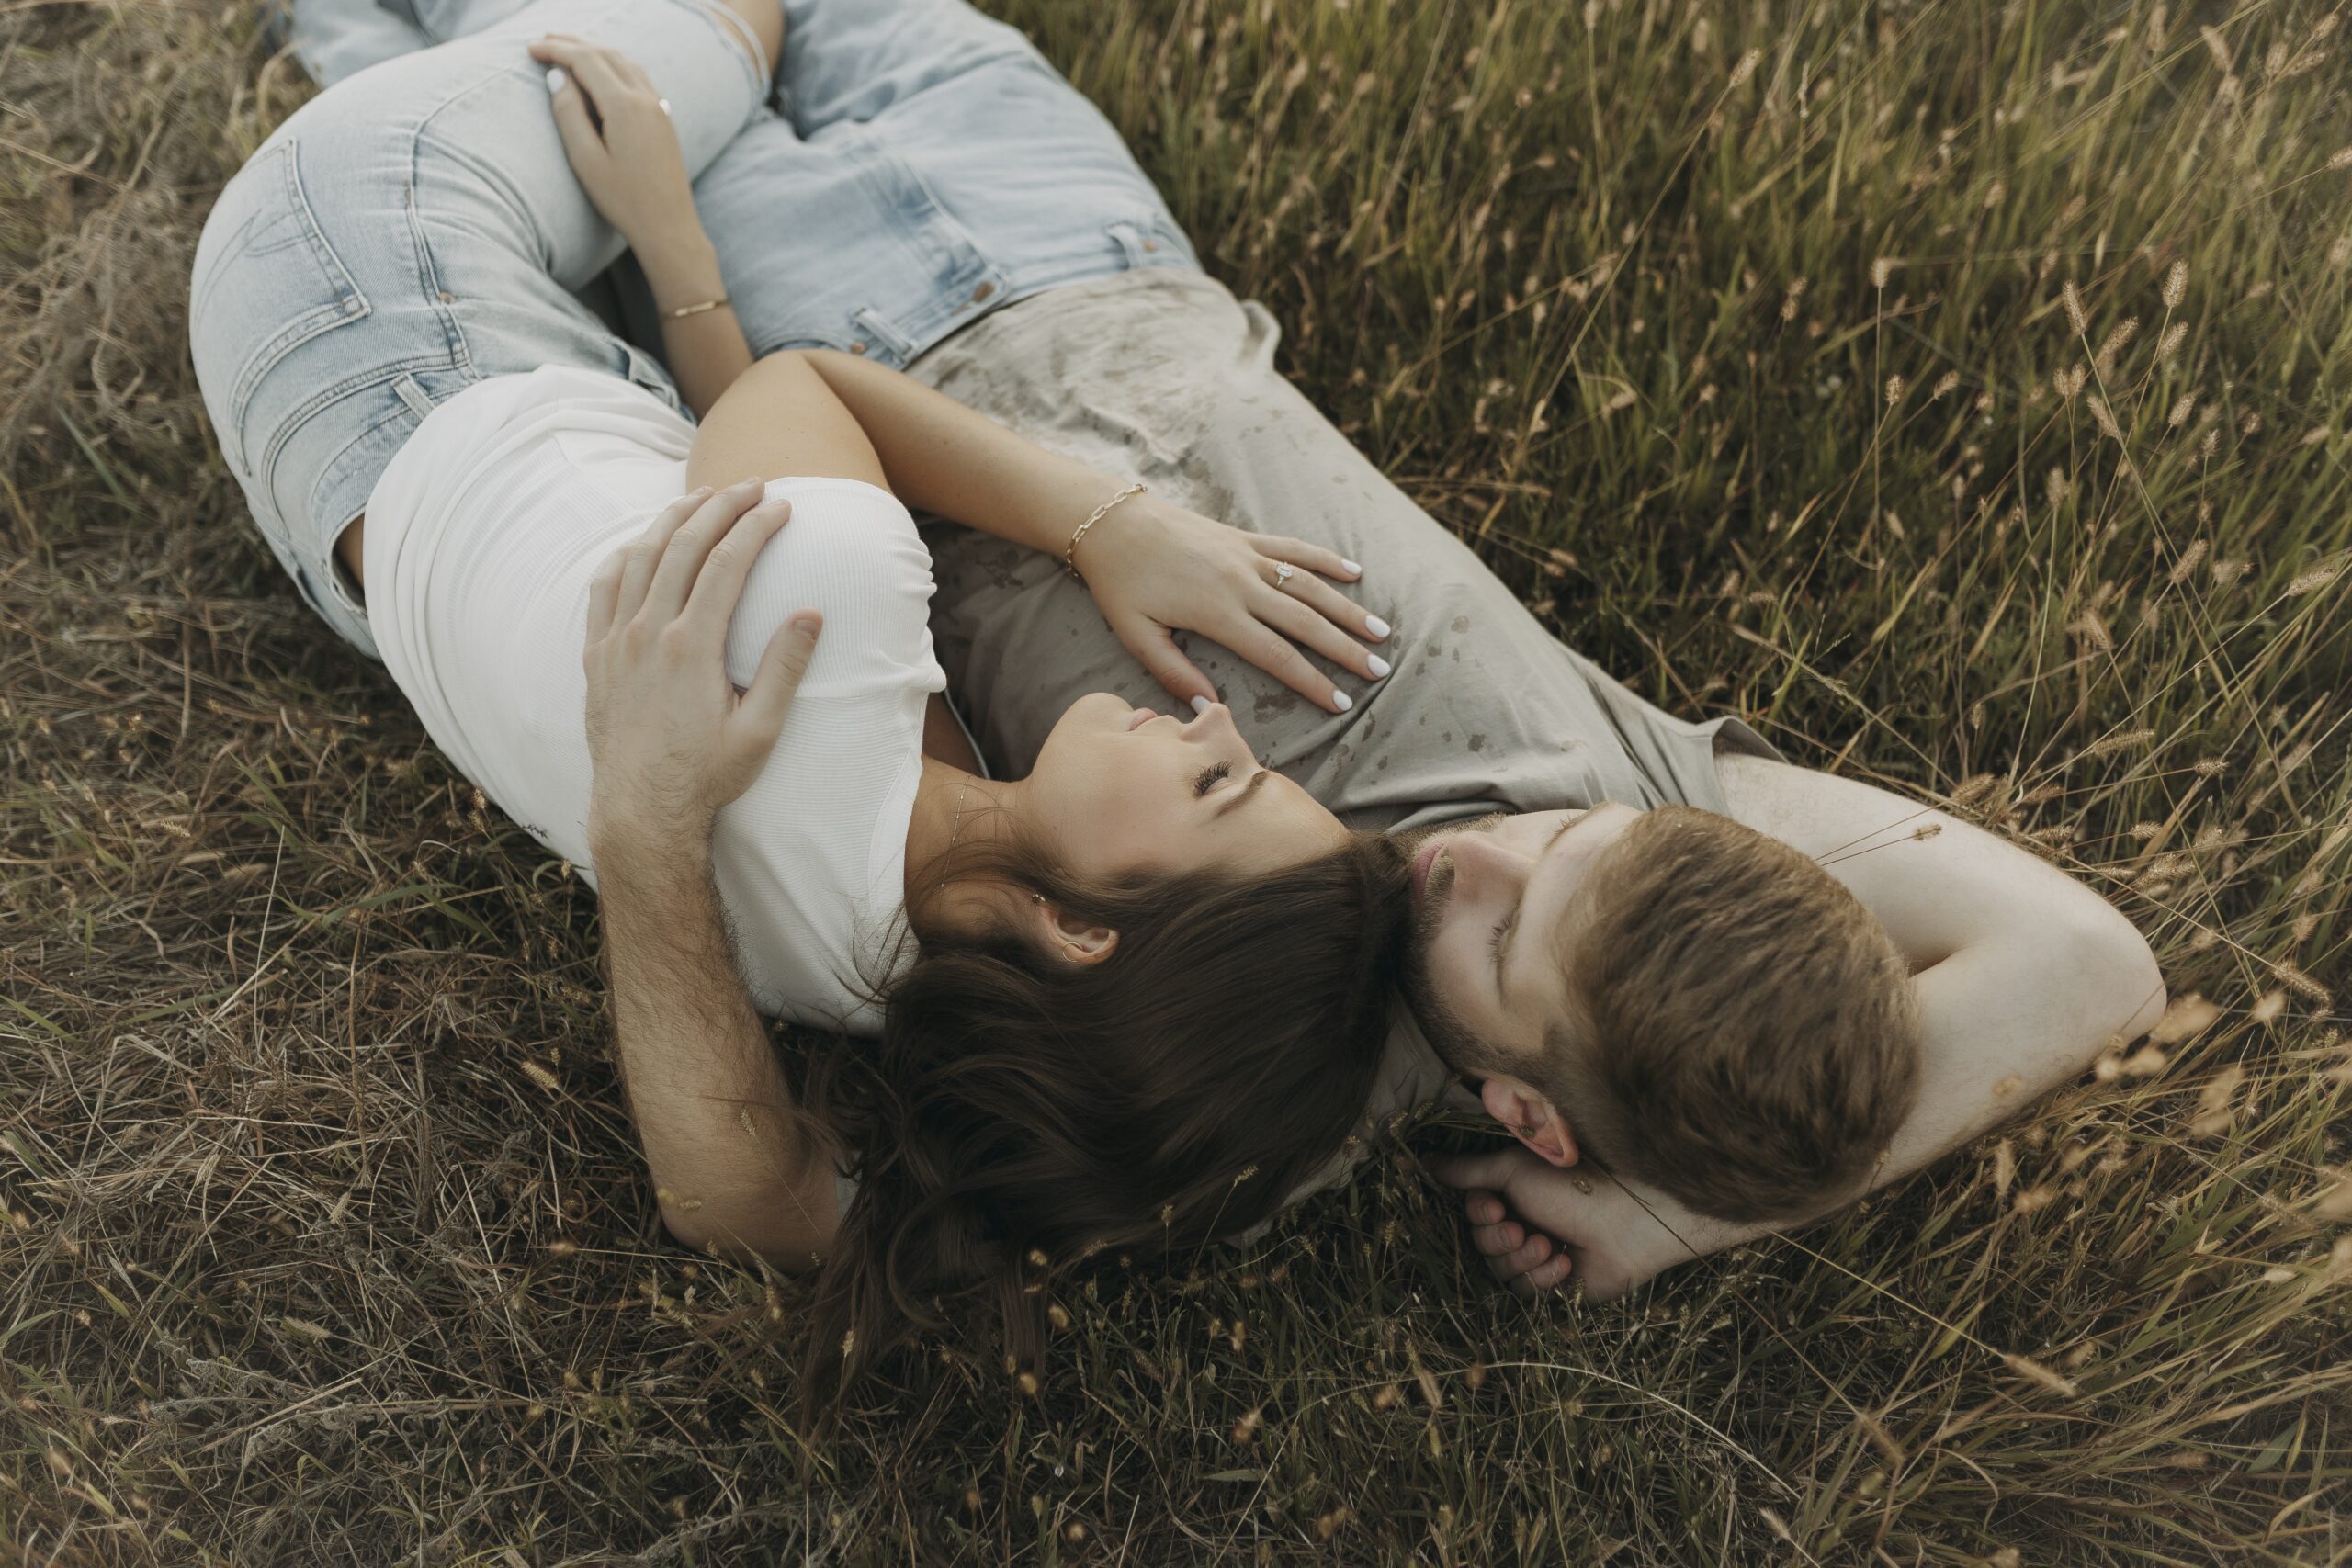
[1399,804,1645,1069]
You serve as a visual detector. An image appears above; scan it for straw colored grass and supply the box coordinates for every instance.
[4,0,2347,1561]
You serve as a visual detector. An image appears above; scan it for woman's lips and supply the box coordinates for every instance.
[1126,706,1159,731]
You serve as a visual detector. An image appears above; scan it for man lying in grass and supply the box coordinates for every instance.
[253,0,2169,1329]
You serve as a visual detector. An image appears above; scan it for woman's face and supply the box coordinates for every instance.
[1023,693,1348,880]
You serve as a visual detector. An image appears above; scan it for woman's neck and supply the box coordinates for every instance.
[903,755,1025,921]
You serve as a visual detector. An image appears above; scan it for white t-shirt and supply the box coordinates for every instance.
[365,366,944,1032]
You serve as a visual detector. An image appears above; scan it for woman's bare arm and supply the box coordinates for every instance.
[691,349,1389,713]
[592,829,836,1264]
[531,36,753,418]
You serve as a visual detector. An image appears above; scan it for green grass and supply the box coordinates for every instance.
[4,0,2348,1561]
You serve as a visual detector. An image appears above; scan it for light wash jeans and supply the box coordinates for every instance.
[194,0,1197,659]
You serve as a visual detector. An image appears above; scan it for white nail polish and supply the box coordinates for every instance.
[1332,690,1353,712]
[545,66,568,93]
[1190,694,1213,716]
[1367,654,1391,678]
[1342,559,1363,575]
[1364,615,1391,638]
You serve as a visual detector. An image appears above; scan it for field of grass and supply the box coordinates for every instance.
[6,0,2349,1561]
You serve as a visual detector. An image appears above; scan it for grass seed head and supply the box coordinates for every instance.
[2063,280,2089,333]
[2003,1354,2080,1396]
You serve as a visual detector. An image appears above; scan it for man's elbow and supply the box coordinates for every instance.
[659,1201,830,1274]
[2074,904,2166,1044]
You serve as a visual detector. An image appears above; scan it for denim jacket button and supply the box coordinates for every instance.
[1143,240,1159,253]
[849,341,867,355]
[970,281,995,303]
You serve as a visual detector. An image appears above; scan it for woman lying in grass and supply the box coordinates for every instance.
[190,0,1412,1411]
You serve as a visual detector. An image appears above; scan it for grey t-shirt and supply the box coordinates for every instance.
[899,267,1779,1202]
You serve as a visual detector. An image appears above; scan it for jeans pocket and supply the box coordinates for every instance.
[615,341,683,413]
[188,141,372,475]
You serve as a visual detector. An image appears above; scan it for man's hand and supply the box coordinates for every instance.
[1429,1148,1736,1303]
[580,480,839,1265]
[1459,1186,1576,1299]
[583,480,816,852]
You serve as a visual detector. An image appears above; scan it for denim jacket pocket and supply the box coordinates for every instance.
[188,141,372,474]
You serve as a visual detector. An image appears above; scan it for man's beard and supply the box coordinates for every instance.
[1394,818,1503,1074]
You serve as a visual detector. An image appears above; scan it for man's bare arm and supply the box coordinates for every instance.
[581,482,842,1268]
[1438,753,2166,1297]
[590,831,836,1265]
[1720,752,2167,1174]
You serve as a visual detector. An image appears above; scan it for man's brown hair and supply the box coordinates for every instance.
[1529,806,1920,1224]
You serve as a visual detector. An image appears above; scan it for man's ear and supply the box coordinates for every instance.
[1478,1076,1580,1168]
[1023,897,1119,968]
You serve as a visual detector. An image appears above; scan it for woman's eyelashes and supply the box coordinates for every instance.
[1192,761,1232,796]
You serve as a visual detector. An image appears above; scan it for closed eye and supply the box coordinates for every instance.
[1193,761,1233,796]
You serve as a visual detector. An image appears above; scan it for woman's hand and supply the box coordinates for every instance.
[530,34,703,264]
[583,482,820,856]
[1074,495,1389,715]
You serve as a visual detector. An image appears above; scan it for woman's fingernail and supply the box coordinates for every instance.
[545,66,568,94]
[1189,694,1213,716]
[1364,615,1391,638]
[1342,558,1363,576]
[1367,654,1391,678]
[1332,690,1354,712]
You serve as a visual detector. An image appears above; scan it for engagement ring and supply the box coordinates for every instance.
[1273,562,1295,588]
[657,97,672,116]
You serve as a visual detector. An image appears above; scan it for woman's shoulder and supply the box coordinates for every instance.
[754,473,916,522]
[718,475,944,694]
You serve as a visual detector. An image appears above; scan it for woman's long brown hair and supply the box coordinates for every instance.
[787,829,1412,1428]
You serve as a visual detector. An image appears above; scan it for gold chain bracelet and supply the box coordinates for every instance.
[663,296,730,320]
[1062,481,1148,580]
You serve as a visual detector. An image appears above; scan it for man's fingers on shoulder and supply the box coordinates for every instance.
[769,613,822,691]
[731,615,822,752]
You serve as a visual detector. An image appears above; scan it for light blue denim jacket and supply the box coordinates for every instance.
[197,0,1198,658]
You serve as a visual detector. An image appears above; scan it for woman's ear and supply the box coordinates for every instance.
[1477,1076,1580,1168]
[1023,897,1119,967]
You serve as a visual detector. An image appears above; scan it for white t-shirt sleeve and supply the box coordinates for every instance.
[366,369,942,1033]
[706,477,944,1031]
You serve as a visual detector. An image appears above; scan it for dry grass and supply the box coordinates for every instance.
[5,0,2349,1562]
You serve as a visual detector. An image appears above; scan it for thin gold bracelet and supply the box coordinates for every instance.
[1062,480,1148,580]
[663,296,730,320]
